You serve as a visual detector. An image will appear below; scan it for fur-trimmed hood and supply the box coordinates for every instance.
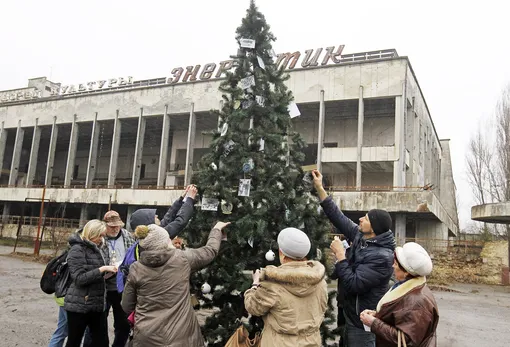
[261,260,326,297]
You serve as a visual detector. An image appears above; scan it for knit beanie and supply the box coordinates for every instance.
[135,224,174,251]
[277,227,311,259]
[367,209,392,235]
[130,209,157,231]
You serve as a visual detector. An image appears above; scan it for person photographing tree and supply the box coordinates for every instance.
[312,169,395,347]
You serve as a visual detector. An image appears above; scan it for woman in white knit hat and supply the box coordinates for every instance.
[121,221,230,347]
[244,227,328,347]
[360,242,439,347]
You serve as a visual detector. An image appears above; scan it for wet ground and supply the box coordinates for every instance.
[1,245,510,346]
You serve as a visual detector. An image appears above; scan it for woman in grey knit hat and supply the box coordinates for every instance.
[121,221,230,347]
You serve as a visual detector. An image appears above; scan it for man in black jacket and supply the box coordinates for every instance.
[312,170,395,347]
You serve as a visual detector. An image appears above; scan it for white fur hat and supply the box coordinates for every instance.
[277,227,311,259]
[139,224,175,251]
[395,242,433,277]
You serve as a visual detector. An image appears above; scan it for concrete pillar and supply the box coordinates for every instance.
[393,92,406,190]
[356,86,364,191]
[157,105,170,188]
[8,120,25,186]
[166,134,178,187]
[26,119,41,187]
[1,202,11,224]
[0,122,7,179]
[126,205,136,232]
[395,213,406,246]
[316,90,325,173]
[131,108,146,189]
[85,113,100,188]
[79,204,88,228]
[184,103,196,186]
[108,110,122,188]
[64,115,79,187]
[45,117,58,187]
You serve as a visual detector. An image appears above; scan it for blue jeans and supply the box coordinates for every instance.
[48,306,68,347]
[345,314,375,347]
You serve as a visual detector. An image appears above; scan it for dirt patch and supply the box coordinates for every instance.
[429,241,508,285]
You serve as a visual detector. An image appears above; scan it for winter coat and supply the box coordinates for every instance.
[129,197,194,239]
[63,232,108,313]
[371,277,439,347]
[121,227,222,347]
[244,261,328,347]
[321,196,395,329]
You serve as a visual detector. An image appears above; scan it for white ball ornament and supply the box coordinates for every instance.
[201,282,211,294]
[265,250,275,262]
[210,162,218,171]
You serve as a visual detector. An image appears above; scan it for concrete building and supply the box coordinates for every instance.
[0,47,458,245]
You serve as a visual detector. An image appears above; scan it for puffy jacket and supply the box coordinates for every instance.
[321,196,395,329]
[121,228,222,347]
[244,261,328,347]
[64,232,109,313]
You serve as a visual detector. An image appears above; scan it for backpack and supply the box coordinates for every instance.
[40,250,69,295]
[116,242,139,293]
[54,257,71,297]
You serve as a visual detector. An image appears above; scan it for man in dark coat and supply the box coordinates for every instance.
[312,170,395,347]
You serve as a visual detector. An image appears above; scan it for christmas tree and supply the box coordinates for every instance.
[185,1,337,345]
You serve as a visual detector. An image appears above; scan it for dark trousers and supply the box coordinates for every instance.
[83,291,130,347]
[65,311,108,347]
[344,313,375,347]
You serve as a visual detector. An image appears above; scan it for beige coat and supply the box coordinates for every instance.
[244,261,328,347]
[121,228,222,347]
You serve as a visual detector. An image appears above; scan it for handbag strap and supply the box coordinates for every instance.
[398,330,407,347]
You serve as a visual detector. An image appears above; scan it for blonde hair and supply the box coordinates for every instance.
[82,219,107,241]
[134,225,149,240]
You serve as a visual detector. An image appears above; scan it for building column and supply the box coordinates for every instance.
[316,90,325,173]
[26,119,41,187]
[157,106,170,188]
[64,115,79,188]
[86,113,100,188]
[8,120,25,187]
[166,134,178,187]
[45,117,58,187]
[395,213,406,246]
[393,83,407,190]
[356,86,364,191]
[126,205,136,232]
[2,202,11,224]
[184,103,196,186]
[79,204,88,228]
[108,110,122,188]
[0,122,7,177]
[131,108,146,189]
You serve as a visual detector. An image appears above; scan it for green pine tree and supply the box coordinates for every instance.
[185,1,337,345]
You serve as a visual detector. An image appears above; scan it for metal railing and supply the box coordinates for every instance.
[1,215,81,229]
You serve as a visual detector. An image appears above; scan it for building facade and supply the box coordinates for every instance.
[0,47,458,245]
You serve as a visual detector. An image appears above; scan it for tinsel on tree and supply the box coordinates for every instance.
[185,1,337,346]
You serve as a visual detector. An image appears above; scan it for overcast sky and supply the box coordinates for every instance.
[1,0,509,228]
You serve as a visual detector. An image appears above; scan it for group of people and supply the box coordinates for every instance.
[47,170,439,347]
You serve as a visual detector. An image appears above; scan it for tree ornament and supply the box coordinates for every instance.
[201,282,211,294]
[201,197,219,211]
[238,178,251,197]
[220,123,228,136]
[242,158,254,173]
[239,75,256,90]
[210,162,218,171]
[221,200,233,214]
[265,249,275,261]
[239,38,256,48]
[234,100,241,109]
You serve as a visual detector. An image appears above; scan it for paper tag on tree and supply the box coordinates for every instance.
[257,56,265,69]
[224,140,235,156]
[242,99,254,109]
[288,102,301,118]
[240,38,256,48]
[201,197,219,211]
[220,123,228,136]
[258,138,265,151]
[256,95,265,106]
[238,179,251,197]
[247,237,254,248]
[239,75,256,90]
